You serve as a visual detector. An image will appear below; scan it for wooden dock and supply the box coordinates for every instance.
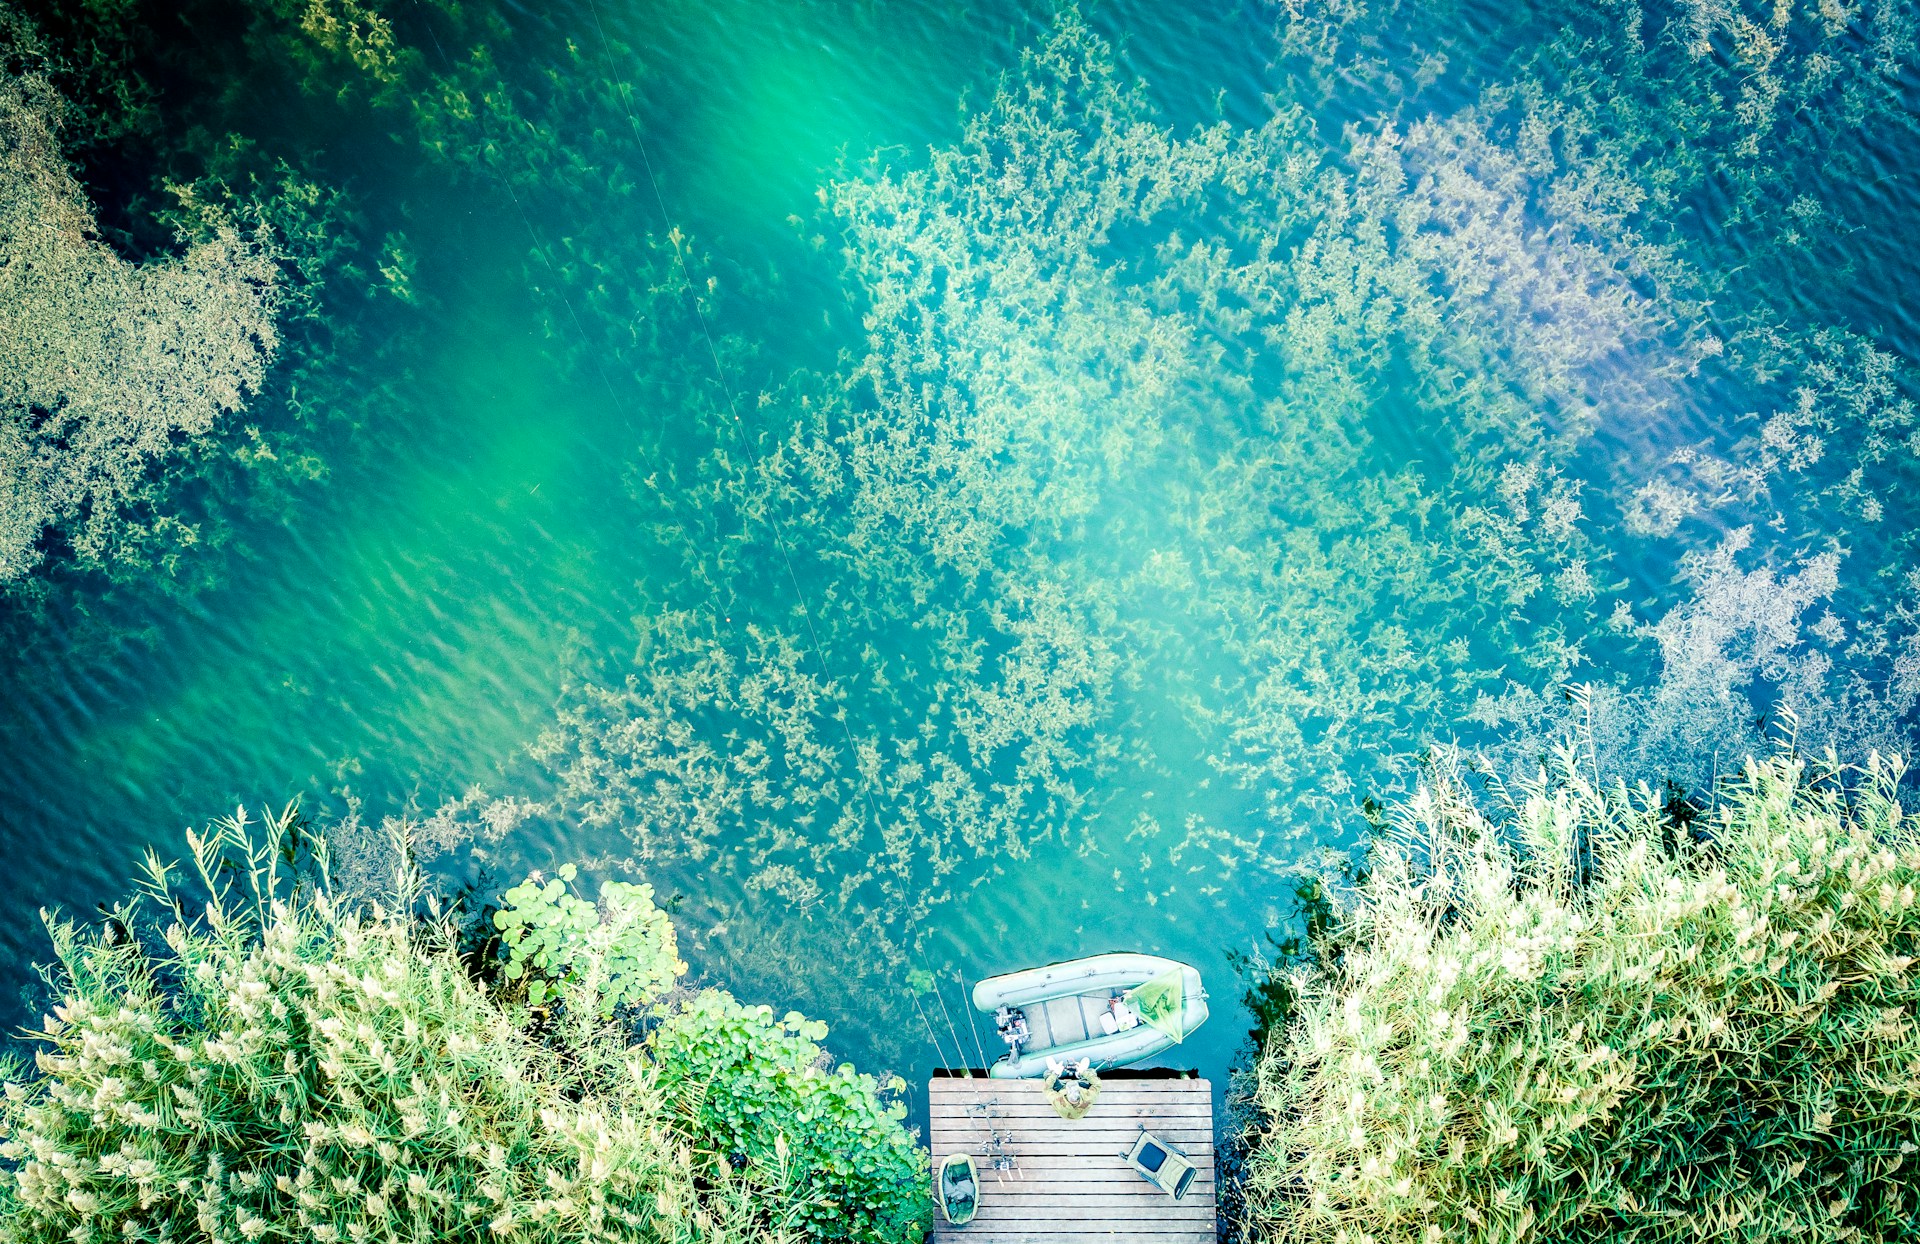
[927,1071,1215,1242]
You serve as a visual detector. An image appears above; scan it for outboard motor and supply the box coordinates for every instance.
[994,1004,1030,1055]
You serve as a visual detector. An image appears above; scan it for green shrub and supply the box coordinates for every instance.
[0,810,927,1243]
[493,865,685,1016]
[650,992,925,1244]
[1239,746,1920,1243]
[484,865,928,1243]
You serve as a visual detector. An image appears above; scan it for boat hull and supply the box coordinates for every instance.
[971,952,1208,1079]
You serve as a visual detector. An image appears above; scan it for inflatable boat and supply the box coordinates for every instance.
[971,952,1207,1079]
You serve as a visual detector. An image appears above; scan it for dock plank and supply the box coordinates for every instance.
[928,1075,1214,1243]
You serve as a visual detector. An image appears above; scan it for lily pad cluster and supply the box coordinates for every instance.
[494,865,686,1015]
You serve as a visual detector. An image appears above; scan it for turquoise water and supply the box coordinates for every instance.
[5,0,1920,1104]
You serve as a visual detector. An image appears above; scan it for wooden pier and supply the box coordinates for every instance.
[927,1071,1215,1242]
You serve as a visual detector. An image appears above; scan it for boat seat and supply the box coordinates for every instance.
[1075,992,1108,1038]
[1037,996,1089,1048]
[1030,992,1126,1052]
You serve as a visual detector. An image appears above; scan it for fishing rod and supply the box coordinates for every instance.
[921,948,976,1077]
[957,970,993,1070]
[907,983,960,1072]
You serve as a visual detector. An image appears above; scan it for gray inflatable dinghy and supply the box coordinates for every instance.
[971,952,1207,1079]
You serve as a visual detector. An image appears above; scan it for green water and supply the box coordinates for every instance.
[6,0,1920,1098]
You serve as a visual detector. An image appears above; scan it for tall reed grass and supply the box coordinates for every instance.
[1239,741,1920,1241]
[0,809,924,1243]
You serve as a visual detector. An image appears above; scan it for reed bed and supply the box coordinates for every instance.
[0,811,923,1243]
[1241,745,1920,1242]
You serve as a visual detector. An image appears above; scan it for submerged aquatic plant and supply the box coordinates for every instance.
[0,19,280,584]
[0,0,445,705]
[1270,0,1920,767]
[1239,743,1920,1241]
[527,6,1730,1026]
[510,3,1920,1068]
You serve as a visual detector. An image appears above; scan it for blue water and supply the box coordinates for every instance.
[5,0,1919,1112]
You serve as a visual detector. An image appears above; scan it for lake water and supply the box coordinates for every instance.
[5,0,1919,1110]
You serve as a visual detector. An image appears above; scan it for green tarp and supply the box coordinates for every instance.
[1127,969,1191,1042]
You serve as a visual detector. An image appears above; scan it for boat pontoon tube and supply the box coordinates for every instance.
[970,952,1208,1079]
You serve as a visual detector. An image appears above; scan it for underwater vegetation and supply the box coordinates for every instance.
[3,0,1920,1169]
[2,0,1920,1239]
[1234,739,1920,1242]
[0,0,439,682]
[0,20,278,586]
[0,812,927,1243]
[523,0,1920,1048]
